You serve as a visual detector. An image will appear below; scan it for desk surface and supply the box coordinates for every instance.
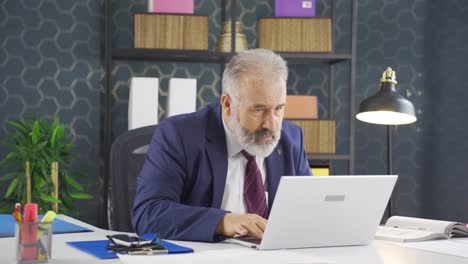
[1,215,468,264]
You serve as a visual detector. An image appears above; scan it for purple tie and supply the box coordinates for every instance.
[241,150,268,218]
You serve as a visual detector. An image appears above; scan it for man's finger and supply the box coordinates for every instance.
[256,218,267,232]
[235,226,248,236]
[241,221,264,239]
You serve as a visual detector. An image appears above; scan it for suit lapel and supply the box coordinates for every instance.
[265,143,284,214]
[206,104,228,208]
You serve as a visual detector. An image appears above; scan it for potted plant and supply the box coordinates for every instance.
[0,117,92,214]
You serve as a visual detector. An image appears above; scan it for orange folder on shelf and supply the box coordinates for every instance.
[284,95,318,119]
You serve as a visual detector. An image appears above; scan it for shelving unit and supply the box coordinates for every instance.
[103,0,357,227]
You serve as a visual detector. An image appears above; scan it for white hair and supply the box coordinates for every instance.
[222,48,288,100]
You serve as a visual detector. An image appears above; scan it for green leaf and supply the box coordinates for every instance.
[64,174,84,191]
[70,192,93,199]
[33,173,45,192]
[51,125,60,147]
[60,196,75,211]
[40,194,61,203]
[5,178,19,198]
[7,120,28,133]
[0,172,22,181]
[55,125,65,141]
[34,141,48,152]
[31,120,40,144]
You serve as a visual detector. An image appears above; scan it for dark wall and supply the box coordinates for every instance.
[1,0,467,226]
[356,0,468,222]
[0,0,105,226]
[422,1,468,221]
[355,0,426,217]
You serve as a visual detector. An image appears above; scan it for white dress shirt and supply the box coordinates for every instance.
[220,117,268,214]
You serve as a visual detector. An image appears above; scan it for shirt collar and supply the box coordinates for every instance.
[222,115,243,158]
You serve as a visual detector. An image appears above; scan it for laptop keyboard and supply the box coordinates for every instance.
[236,236,262,245]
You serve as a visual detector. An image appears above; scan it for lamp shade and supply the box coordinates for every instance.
[356,67,417,125]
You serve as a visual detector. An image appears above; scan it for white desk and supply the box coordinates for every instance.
[1,215,468,264]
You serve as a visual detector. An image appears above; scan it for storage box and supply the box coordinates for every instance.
[134,13,208,50]
[284,95,318,119]
[257,17,332,52]
[275,0,316,17]
[148,0,194,14]
[288,119,335,153]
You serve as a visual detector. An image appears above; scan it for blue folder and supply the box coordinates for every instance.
[66,236,193,259]
[0,214,92,238]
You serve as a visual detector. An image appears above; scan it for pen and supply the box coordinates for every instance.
[15,203,22,213]
[12,203,22,222]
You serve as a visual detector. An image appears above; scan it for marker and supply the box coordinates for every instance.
[37,210,56,238]
[22,203,38,260]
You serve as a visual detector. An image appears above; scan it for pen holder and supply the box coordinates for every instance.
[15,222,53,264]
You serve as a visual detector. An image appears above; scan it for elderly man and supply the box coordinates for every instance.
[132,48,311,242]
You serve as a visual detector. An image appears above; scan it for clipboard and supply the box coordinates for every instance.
[66,237,193,259]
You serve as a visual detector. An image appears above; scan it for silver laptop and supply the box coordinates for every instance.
[227,175,397,250]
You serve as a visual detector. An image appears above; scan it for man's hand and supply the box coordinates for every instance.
[216,213,268,239]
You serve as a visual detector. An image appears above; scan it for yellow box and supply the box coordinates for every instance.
[134,13,208,50]
[257,17,332,52]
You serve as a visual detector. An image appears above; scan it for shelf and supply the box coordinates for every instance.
[112,48,351,64]
[113,48,232,63]
[307,153,350,160]
[280,52,352,64]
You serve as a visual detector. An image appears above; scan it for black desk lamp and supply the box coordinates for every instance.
[356,67,417,218]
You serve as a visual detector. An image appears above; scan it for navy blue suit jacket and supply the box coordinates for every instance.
[132,103,311,242]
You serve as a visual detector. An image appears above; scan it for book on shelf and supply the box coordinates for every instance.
[134,13,208,50]
[257,17,332,52]
[289,119,335,153]
[375,216,468,242]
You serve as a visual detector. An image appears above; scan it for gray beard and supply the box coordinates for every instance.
[228,113,281,158]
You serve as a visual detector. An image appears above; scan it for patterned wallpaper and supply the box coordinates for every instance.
[0,0,105,226]
[421,1,468,221]
[355,0,426,217]
[1,0,467,226]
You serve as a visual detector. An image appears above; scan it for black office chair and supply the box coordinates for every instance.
[109,125,157,232]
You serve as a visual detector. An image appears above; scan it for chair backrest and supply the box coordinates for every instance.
[109,125,156,232]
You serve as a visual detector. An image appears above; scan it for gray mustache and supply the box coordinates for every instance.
[255,129,274,138]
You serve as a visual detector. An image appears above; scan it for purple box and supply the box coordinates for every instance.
[275,0,316,17]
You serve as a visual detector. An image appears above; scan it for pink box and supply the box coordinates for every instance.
[148,0,194,14]
[275,0,316,17]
